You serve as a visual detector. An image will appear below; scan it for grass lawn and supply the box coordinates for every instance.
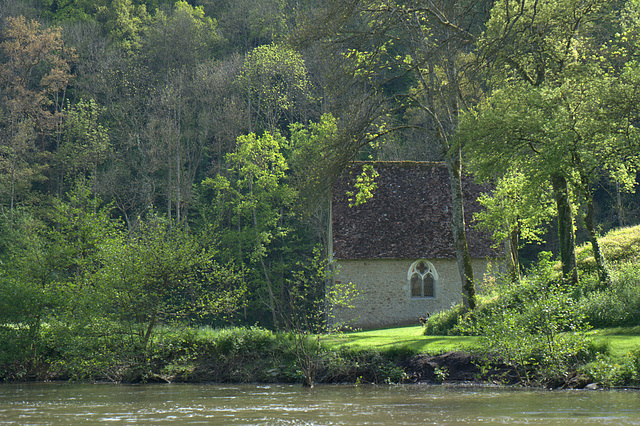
[322,325,478,354]
[588,327,640,358]
[323,325,640,358]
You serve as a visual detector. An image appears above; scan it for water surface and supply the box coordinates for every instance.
[0,382,639,425]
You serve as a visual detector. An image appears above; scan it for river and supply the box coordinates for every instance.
[0,382,639,425]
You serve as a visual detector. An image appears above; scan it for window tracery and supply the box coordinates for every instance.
[408,260,437,298]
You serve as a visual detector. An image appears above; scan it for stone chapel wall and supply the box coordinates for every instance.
[329,258,494,329]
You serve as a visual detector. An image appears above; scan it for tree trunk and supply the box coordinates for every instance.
[616,181,624,227]
[551,173,578,285]
[442,24,476,309]
[505,223,521,283]
[582,187,609,286]
[446,148,476,309]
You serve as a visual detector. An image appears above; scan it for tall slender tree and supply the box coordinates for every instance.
[304,0,492,308]
[0,16,74,219]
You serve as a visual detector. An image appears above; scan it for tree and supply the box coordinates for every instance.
[473,169,556,282]
[97,214,243,350]
[39,0,106,23]
[459,0,635,285]
[208,0,290,53]
[0,185,119,376]
[142,1,220,77]
[238,43,311,134]
[306,0,491,309]
[200,130,298,326]
[190,57,249,176]
[85,2,221,229]
[0,16,74,219]
[0,212,60,371]
[57,99,111,196]
[97,0,150,53]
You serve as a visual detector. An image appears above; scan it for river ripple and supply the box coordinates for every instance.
[0,382,639,425]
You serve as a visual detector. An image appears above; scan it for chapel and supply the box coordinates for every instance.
[329,161,499,329]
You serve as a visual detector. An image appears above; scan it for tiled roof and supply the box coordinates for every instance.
[332,161,498,260]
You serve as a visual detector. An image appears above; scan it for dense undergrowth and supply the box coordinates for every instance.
[424,225,640,387]
[0,325,409,385]
[3,226,640,388]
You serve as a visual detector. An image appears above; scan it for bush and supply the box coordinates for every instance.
[579,262,640,327]
[423,303,466,335]
[576,225,640,267]
[456,253,599,386]
[152,326,300,383]
[584,348,640,387]
[318,348,407,384]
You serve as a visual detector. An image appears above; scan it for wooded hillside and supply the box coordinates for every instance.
[1,0,639,330]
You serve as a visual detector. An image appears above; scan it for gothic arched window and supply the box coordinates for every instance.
[408,260,438,298]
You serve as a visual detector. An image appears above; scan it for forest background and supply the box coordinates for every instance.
[2,0,640,382]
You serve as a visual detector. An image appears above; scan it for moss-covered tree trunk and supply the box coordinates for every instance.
[551,173,578,285]
[446,148,476,310]
[582,186,610,286]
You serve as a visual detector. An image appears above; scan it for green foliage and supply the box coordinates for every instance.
[346,163,379,207]
[474,169,554,244]
[424,253,597,385]
[38,0,106,23]
[579,261,640,327]
[423,304,466,336]
[461,0,638,285]
[49,184,121,283]
[576,224,640,267]
[288,113,339,197]
[204,130,295,263]
[0,323,408,384]
[318,347,407,384]
[3,0,640,388]
[0,189,123,379]
[97,213,243,349]
[98,0,150,52]
[212,0,290,52]
[198,128,323,329]
[142,1,220,73]
[238,43,310,133]
[287,246,334,333]
[58,99,110,189]
[584,349,640,387]
[424,225,640,385]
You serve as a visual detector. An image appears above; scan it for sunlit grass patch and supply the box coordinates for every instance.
[322,325,479,354]
[588,327,640,358]
[576,224,640,268]
[322,325,640,360]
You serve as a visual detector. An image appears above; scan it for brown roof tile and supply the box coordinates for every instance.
[332,161,498,259]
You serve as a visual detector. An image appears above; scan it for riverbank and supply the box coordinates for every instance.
[2,324,637,389]
[325,325,640,389]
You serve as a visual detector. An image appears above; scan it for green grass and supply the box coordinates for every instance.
[323,325,640,359]
[323,325,478,354]
[588,327,640,358]
[576,224,640,267]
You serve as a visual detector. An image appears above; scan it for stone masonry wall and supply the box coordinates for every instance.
[329,258,495,329]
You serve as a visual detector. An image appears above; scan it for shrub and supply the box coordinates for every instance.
[318,348,407,384]
[584,349,640,387]
[579,262,640,327]
[458,253,599,386]
[576,225,640,267]
[423,303,466,335]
